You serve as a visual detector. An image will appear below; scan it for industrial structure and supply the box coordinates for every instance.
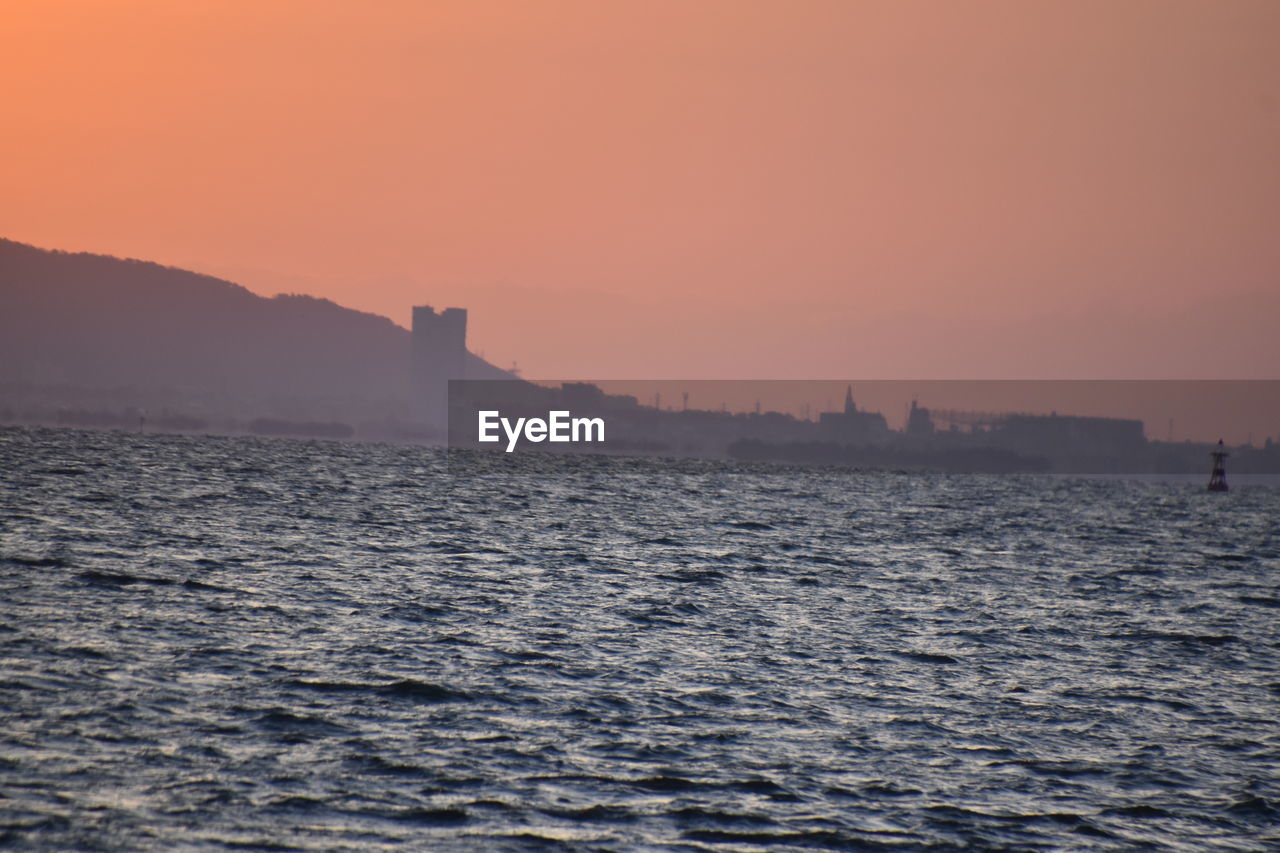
[818,386,891,443]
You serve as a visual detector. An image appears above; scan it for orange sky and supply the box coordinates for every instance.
[3,0,1278,379]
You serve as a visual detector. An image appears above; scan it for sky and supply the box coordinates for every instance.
[3,0,1278,380]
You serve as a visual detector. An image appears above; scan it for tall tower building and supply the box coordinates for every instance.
[411,306,467,433]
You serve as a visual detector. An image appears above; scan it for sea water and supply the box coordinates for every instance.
[2,426,1278,850]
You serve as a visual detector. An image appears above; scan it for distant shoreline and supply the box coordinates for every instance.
[7,421,1278,486]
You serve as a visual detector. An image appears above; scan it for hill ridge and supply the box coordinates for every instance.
[0,237,507,433]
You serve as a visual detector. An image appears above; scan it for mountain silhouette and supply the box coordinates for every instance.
[0,238,508,426]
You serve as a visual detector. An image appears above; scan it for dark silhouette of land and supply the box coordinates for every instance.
[3,237,1277,473]
[448,381,1280,475]
[0,238,508,437]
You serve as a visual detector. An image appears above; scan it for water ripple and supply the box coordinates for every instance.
[2,426,1278,850]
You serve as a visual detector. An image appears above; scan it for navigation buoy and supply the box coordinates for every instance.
[1207,439,1229,492]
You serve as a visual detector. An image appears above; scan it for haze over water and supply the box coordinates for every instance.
[2,426,1278,850]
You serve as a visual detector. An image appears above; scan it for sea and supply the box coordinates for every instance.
[2,425,1278,851]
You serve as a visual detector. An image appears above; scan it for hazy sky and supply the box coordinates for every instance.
[4,1,1278,378]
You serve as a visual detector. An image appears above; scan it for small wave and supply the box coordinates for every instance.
[1223,795,1278,819]
[671,806,776,826]
[1206,552,1254,563]
[383,806,468,825]
[726,778,788,795]
[262,796,334,815]
[1101,803,1173,818]
[895,650,960,665]
[629,775,704,792]
[681,828,871,848]
[252,711,351,740]
[1107,693,1198,711]
[381,679,470,703]
[680,688,736,708]
[181,578,236,593]
[380,604,450,623]
[343,754,430,777]
[852,782,925,798]
[1006,759,1113,779]
[417,776,488,795]
[78,569,175,587]
[657,569,727,583]
[59,644,114,660]
[536,804,637,823]
[620,607,689,626]
[285,678,469,704]
[728,520,774,530]
[6,554,68,568]
[1106,631,1239,647]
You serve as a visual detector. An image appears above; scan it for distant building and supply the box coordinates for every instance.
[819,385,891,443]
[905,399,934,439]
[993,412,1144,456]
[411,306,467,431]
